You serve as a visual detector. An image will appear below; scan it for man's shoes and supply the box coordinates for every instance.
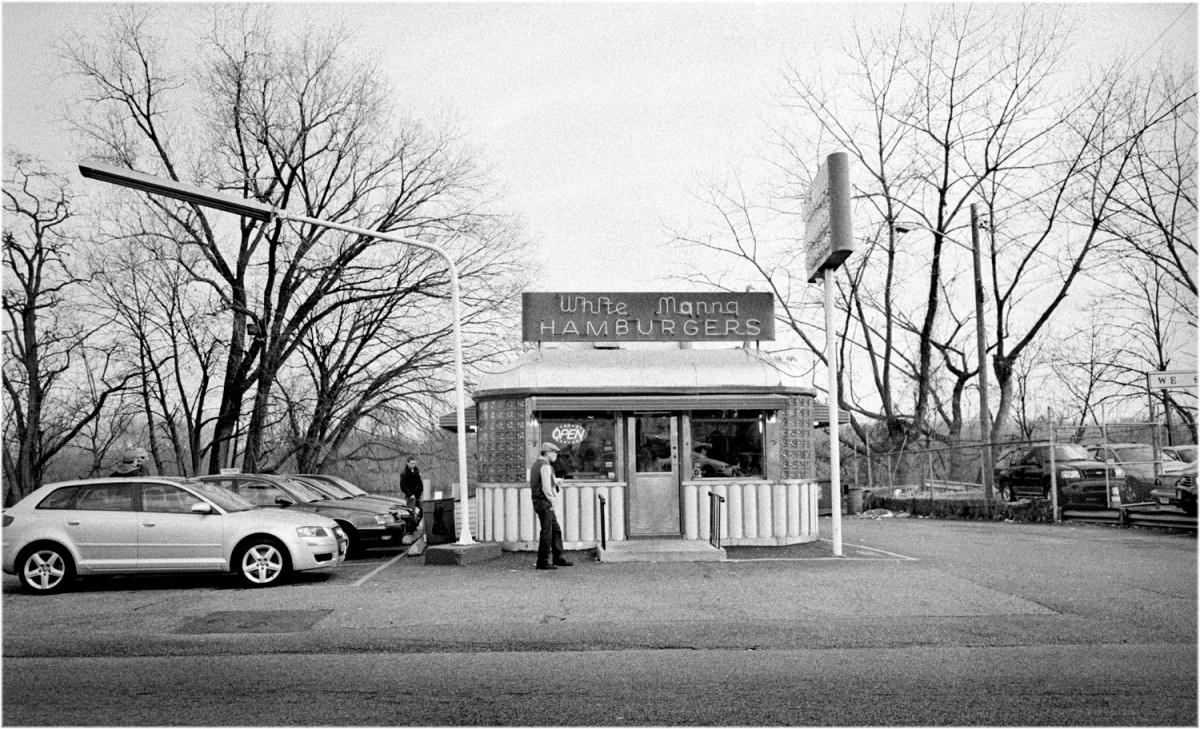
[553,559,573,567]
[536,563,557,570]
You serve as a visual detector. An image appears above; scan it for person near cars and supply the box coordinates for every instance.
[400,457,424,508]
[109,448,148,477]
[530,442,571,571]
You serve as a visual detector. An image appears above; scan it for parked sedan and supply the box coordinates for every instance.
[994,444,1125,507]
[2,477,347,594]
[1087,442,1187,503]
[1163,445,1198,464]
[196,473,406,556]
[290,474,420,533]
[1151,461,1198,516]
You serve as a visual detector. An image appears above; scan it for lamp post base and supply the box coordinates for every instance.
[423,542,503,566]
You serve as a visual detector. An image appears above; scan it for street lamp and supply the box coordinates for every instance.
[79,161,476,545]
[892,204,994,509]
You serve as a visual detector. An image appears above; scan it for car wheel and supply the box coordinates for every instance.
[998,481,1015,502]
[17,543,74,595]
[235,537,290,588]
[338,523,365,558]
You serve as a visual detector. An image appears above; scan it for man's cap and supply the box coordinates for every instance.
[121,448,149,464]
[539,442,560,453]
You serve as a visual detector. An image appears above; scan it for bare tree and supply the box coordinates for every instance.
[673,6,1195,467]
[2,153,134,501]
[64,7,530,475]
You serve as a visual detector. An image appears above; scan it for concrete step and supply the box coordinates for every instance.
[596,539,726,563]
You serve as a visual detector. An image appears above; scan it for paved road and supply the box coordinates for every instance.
[3,517,1195,725]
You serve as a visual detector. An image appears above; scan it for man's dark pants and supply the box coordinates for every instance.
[534,502,563,566]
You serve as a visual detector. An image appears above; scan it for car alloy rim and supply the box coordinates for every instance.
[242,544,283,584]
[24,550,65,590]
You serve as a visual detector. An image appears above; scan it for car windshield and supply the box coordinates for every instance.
[182,480,256,512]
[324,475,368,497]
[1112,445,1157,462]
[300,478,352,500]
[1052,445,1093,461]
[278,477,330,503]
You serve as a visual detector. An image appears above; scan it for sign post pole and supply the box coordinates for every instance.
[824,270,843,557]
[804,151,854,559]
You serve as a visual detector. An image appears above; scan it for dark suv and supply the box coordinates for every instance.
[197,473,407,556]
[994,444,1126,508]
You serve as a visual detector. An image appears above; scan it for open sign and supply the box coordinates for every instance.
[552,424,587,444]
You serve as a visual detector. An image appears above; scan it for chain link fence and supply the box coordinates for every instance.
[845,422,1190,511]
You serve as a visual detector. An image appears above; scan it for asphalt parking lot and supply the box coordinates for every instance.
[3,515,1195,647]
[3,516,1195,726]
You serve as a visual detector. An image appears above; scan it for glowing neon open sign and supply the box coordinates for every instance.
[551,424,587,444]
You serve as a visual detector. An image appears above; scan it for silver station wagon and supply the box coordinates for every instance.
[2,477,348,594]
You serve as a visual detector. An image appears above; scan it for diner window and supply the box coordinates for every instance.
[538,412,618,481]
[690,410,766,479]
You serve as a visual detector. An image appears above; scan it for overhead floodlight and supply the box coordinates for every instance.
[78,162,276,222]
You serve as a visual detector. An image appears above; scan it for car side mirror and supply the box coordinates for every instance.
[275,497,296,507]
[190,502,214,515]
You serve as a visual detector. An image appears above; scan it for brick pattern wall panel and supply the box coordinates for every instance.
[778,395,815,480]
[477,397,528,483]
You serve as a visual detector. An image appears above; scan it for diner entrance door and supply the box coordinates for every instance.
[627,413,681,537]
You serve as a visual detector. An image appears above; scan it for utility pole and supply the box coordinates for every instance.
[971,204,994,512]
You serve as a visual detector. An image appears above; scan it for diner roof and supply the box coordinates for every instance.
[474,347,814,396]
[438,402,848,432]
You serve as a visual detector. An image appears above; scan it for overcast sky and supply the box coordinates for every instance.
[3,2,1197,292]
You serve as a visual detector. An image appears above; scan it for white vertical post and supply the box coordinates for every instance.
[826,272,843,557]
[282,212,474,544]
[1048,407,1059,520]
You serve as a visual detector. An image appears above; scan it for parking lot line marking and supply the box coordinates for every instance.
[820,538,920,561]
[352,551,409,587]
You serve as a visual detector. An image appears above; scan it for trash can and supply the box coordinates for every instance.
[846,487,864,515]
[421,497,456,545]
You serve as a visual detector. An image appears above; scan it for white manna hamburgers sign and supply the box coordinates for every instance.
[522,292,775,343]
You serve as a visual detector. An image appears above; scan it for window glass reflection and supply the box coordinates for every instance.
[538,413,617,481]
[635,415,673,473]
[690,410,765,479]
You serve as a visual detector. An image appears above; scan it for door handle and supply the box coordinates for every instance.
[142,523,157,528]
[66,521,80,526]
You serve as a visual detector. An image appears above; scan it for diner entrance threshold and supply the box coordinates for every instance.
[596,539,726,563]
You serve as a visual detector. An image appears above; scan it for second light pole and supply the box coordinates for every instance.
[894,203,993,509]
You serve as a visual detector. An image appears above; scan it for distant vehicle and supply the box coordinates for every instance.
[1086,443,1187,480]
[196,473,406,557]
[2,477,347,594]
[994,444,1125,507]
[289,474,419,533]
[1087,443,1187,503]
[1163,445,1198,464]
[1151,461,1197,516]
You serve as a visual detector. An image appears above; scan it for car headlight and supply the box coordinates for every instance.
[1059,469,1081,480]
[296,526,331,538]
[374,514,391,525]
[1112,467,1125,478]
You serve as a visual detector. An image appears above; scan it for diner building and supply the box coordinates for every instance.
[441,292,820,554]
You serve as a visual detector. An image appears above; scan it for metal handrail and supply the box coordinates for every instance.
[708,491,726,549]
[597,494,608,550]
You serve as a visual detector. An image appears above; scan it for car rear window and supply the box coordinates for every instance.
[36,485,83,510]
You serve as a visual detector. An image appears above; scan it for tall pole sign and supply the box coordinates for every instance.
[805,152,854,284]
[804,152,854,558]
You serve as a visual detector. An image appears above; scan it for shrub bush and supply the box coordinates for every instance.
[862,492,1056,522]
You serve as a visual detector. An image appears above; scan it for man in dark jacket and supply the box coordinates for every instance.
[400,457,424,508]
[530,442,572,571]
